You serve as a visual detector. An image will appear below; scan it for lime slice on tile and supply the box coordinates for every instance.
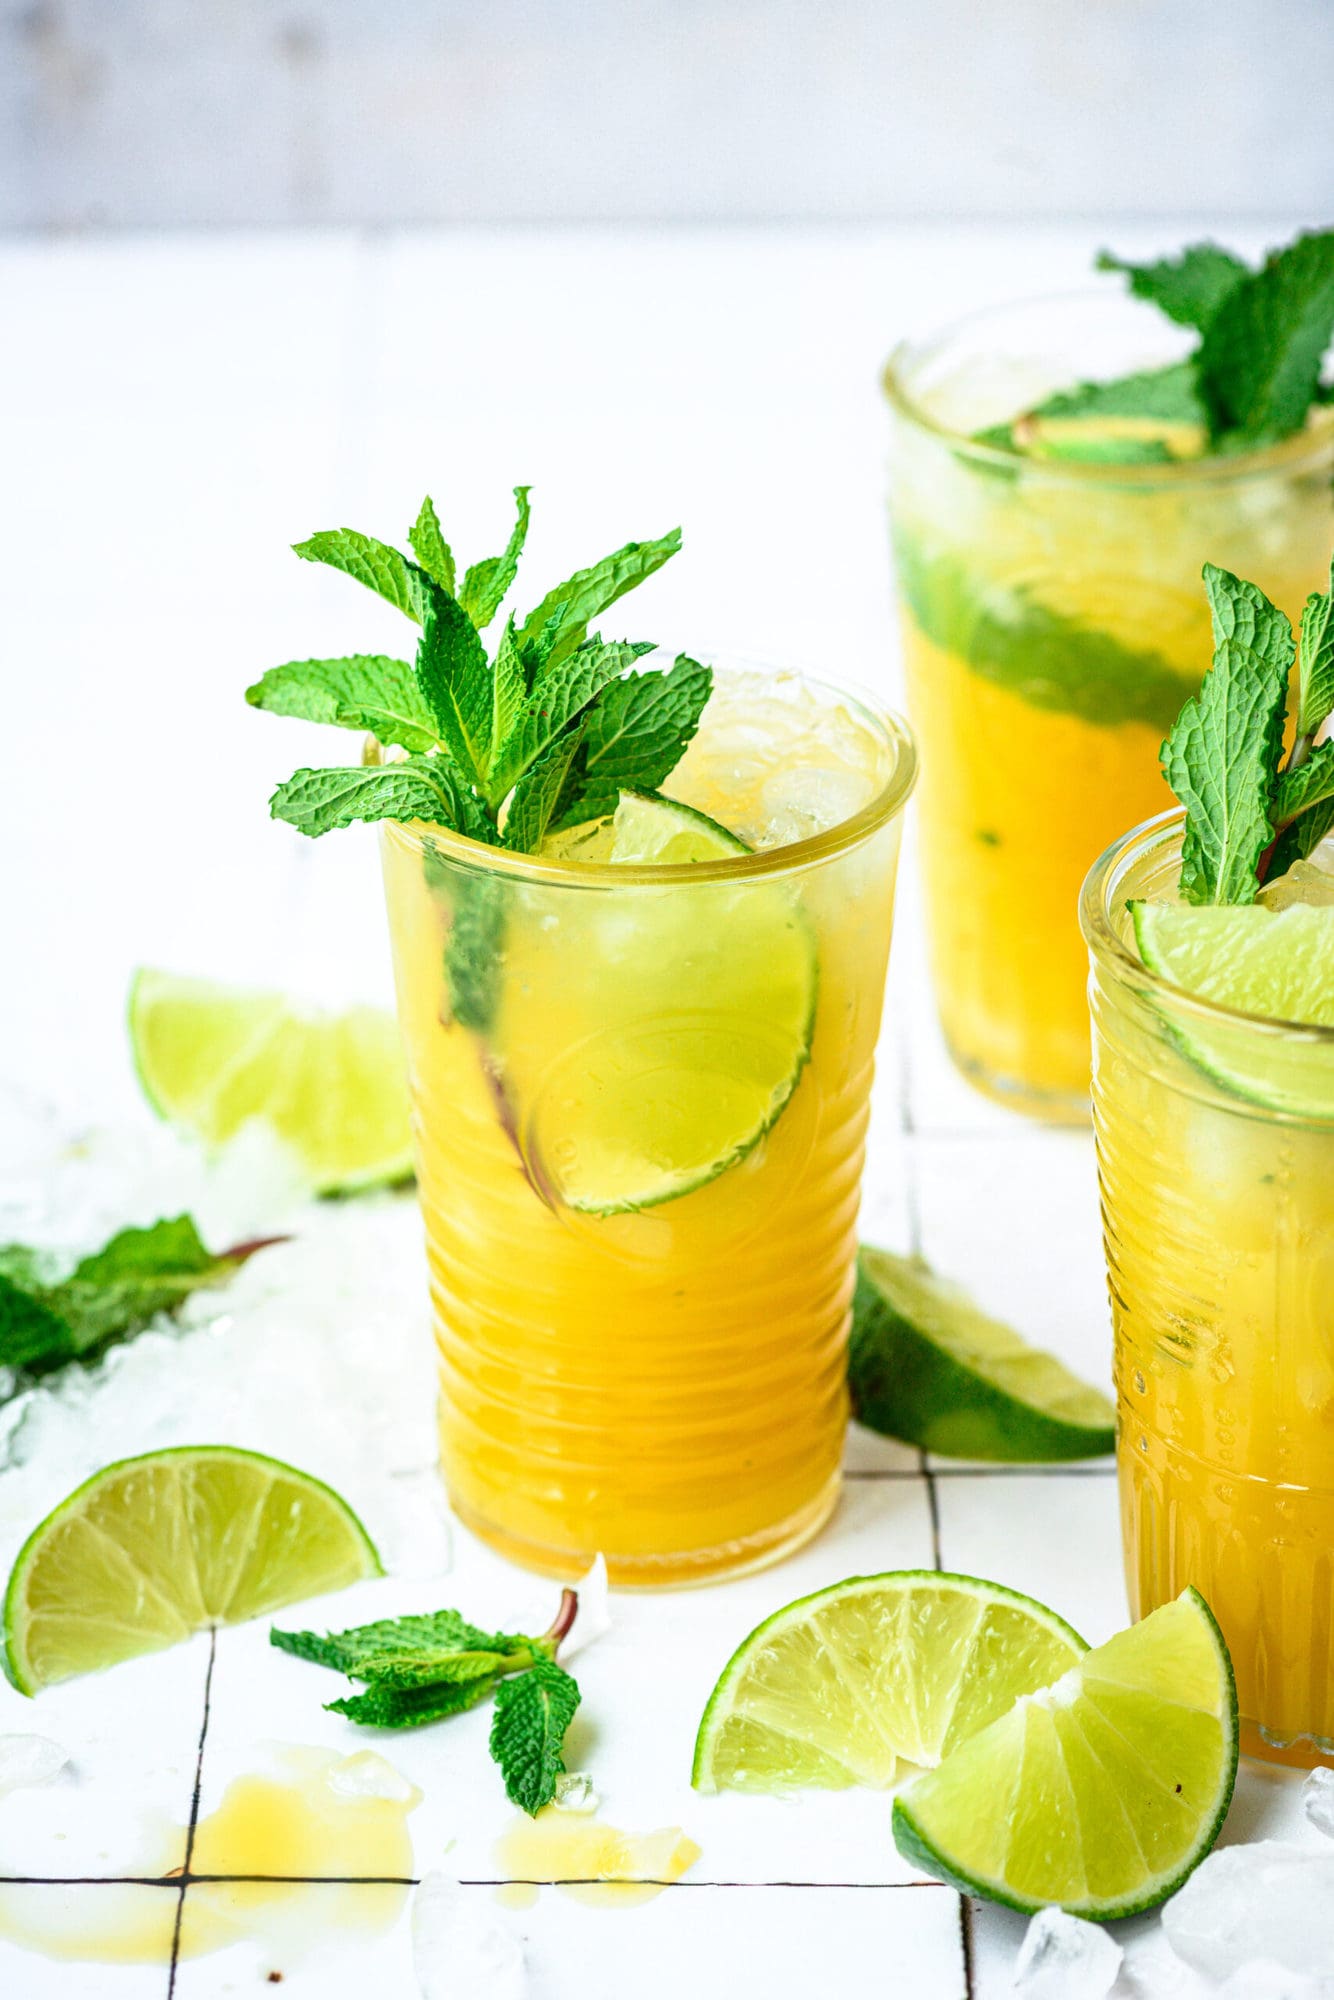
[1130,902,1334,1120]
[691,1570,1086,1794]
[129,968,414,1193]
[850,1247,1115,1461]
[506,791,818,1214]
[893,1587,1237,1918]
[3,1446,382,1693]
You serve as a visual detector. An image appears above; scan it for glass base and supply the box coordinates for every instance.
[448,1471,842,1591]
[943,1035,1091,1128]
[1240,1717,1334,1770]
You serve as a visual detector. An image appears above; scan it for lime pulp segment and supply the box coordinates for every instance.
[692,1570,1086,1794]
[3,1446,382,1693]
[128,968,415,1193]
[541,788,751,865]
[892,1587,1239,1918]
[850,1247,1115,1461]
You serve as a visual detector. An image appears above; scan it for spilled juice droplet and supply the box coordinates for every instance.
[495,1806,700,1909]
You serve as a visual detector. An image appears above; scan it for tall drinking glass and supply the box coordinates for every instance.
[1083,811,1334,1764]
[885,295,1334,1122]
[378,665,916,1586]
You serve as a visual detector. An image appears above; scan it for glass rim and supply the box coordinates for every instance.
[373,662,918,887]
[1080,807,1334,1046]
[882,289,1334,489]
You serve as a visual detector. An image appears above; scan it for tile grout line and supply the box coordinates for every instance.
[959,1891,977,1999]
[0,1870,959,1891]
[166,1625,217,1997]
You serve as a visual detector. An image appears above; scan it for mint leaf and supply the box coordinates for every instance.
[504,724,590,853]
[294,529,430,623]
[271,1607,525,1679]
[0,1276,78,1374]
[516,530,682,677]
[1031,359,1206,429]
[1196,230,1334,444]
[460,487,531,630]
[330,1676,503,1729]
[1273,740,1334,829]
[415,590,495,788]
[431,856,505,1031]
[408,497,456,597]
[246,657,438,753]
[270,756,481,837]
[1097,243,1249,331]
[579,653,713,801]
[1268,796,1334,878]
[1161,565,1292,905]
[1296,562,1334,739]
[489,621,528,781]
[489,1658,581,1815]
[490,640,643,801]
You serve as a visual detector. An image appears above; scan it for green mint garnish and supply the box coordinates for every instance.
[1162,561,1334,904]
[0,1217,280,1388]
[978,229,1334,462]
[272,1588,581,1814]
[250,491,707,857]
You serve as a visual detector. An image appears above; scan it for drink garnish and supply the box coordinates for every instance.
[0,1215,281,1393]
[247,490,712,854]
[272,1591,582,1815]
[981,229,1334,462]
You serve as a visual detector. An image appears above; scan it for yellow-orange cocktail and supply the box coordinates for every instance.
[380,666,915,1585]
[1084,813,1334,1762]
[885,294,1334,1121]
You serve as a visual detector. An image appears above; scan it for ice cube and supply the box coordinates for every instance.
[1163,1841,1334,1981]
[0,1735,69,1797]
[327,1751,420,1805]
[1011,1906,1122,1997]
[562,1552,611,1661]
[412,1872,525,2000]
[1303,1767,1334,1840]
[1218,1965,1334,1999]
[553,1772,599,1814]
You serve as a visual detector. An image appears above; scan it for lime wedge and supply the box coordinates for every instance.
[893,1587,1238,1918]
[850,1247,1115,1461]
[691,1570,1086,1794]
[3,1446,382,1693]
[1019,413,1207,464]
[129,968,414,1193]
[505,791,818,1214]
[1130,902,1334,1119]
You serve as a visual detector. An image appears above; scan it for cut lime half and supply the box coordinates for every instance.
[505,790,818,1214]
[893,1587,1238,1918]
[850,1247,1115,1461]
[692,1570,1086,1794]
[1131,902,1334,1120]
[129,969,415,1193]
[3,1446,382,1694]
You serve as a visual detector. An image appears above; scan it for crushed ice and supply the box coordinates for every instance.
[1303,1767,1334,1841]
[0,1735,70,1798]
[326,1751,420,1805]
[1011,1906,1121,1998]
[412,1872,525,2000]
[1163,1840,1334,1983]
[553,1772,599,1815]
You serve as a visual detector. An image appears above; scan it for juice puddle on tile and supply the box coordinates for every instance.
[0,1746,419,1967]
[495,1806,701,1908]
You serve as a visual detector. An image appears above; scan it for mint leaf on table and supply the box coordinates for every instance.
[269,756,488,839]
[0,1216,278,1386]
[272,1587,583,1809]
[1095,243,1250,331]
[1161,565,1292,905]
[408,496,456,597]
[514,530,683,678]
[294,529,431,623]
[459,486,531,630]
[246,656,439,753]
[1195,230,1334,445]
[490,1658,581,1815]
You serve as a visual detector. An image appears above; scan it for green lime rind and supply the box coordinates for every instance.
[1130,901,1334,1123]
[543,789,751,865]
[691,1568,1087,1796]
[850,1247,1116,1462]
[892,1586,1239,1919]
[2,1445,382,1695]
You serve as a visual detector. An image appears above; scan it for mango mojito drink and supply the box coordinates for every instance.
[885,237,1334,1120]
[1083,561,1334,1761]
[247,491,914,1584]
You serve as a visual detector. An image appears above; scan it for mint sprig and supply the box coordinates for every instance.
[272,1587,581,1814]
[1095,244,1249,333]
[0,1217,281,1388]
[1161,563,1334,904]
[250,492,708,857]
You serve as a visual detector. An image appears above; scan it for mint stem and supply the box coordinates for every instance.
[219,1234,291,1264]
[544,1588,579,1656]
[1286,731,1314,775]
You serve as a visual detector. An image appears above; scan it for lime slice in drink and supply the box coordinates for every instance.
[3,1446,382,1693]
[691,1570,1086,1794]
[1130,902,1334,1120]
[1020,413,1207,465]
[504,791,818,1214]
[129,968,414,1193]
[893,1587,1238,1918]
[850,1247,1115,1461]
